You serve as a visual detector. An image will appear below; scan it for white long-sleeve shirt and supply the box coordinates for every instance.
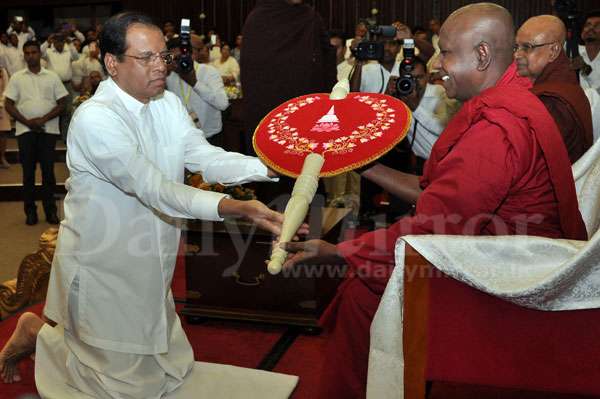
[166,62,229,138]
[44,78,274,354]
[406,83,461,159]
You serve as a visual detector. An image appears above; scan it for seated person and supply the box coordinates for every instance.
[280,4,588,398]
[515,15,593,163]
[212,43,240,86]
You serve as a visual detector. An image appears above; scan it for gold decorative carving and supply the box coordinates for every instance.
[0,228,58,319]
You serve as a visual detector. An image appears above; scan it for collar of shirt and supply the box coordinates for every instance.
[106,77,149,117]
[23,67,51,76]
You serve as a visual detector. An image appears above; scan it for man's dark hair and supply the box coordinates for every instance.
[22,40,40,51]
[99,11,157,72]
[584,9,600,22]
[328,30,345,42]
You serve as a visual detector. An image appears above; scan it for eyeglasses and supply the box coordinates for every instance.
[121,51,174,65]
[513,41,556,54]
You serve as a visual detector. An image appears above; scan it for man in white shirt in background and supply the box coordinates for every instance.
[0,13,297,398]
[71,40,104,94]
[1,33,26,76]
[573,10,600,92]
[360,56,460,200]
[42,33,80,139]
[191,34,210,64]
[166,37,229,146]
[3,40,67,226]
[6,17,36,52]
[388,56,459,162]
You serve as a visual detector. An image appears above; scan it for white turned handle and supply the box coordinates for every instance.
[267,153,324,275]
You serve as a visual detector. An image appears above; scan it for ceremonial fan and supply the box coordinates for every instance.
[253,80,412,274]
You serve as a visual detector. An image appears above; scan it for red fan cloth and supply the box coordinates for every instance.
[253,93,412,177]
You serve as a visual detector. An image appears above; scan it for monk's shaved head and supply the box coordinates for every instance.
[436,3,515,101]
[442,2,515,67]
[519,15,566,45]
[515,15,565,81]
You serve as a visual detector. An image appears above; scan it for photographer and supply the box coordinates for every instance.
[166,37,229,144]
[387,56,459,163]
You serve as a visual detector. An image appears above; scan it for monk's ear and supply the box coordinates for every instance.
[548,42,562,63]
[475,41,492,71]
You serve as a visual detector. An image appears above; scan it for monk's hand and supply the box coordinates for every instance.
[280,239,340,269]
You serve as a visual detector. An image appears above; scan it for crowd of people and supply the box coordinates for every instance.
[0,1,599,398]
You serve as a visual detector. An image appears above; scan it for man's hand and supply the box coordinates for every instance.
[218,198,309,237]
[280,239,342,270]
[570,56,591,75]
[25,117,45,131]
[176,67,197,88]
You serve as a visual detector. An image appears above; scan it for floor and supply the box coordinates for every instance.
[0,137,67,283]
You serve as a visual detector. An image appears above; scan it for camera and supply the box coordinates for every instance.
[395,39,416,97]
[352,24,396,61]
[178,18,193,74]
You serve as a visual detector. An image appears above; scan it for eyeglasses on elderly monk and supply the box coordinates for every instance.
[513,41,556,53]
[121,51,174,65]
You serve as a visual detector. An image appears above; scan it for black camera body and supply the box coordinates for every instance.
[352,24,396,62]
[178,18,194,74]
[395,39,416,97]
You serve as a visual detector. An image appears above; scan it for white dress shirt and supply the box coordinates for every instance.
[579,45,600,91]
[406,83,461,159]
[166,62,229,138]
[42,42,79,82]
[4,67,68,135]
[71,55,104,86]
[212,56,240,82]
[360,62,390,94]
[6,25,35,51]
[43,78,274,354]
[0,45,26,76]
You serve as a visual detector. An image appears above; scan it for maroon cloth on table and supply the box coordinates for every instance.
[241,0,337,147]
[531,51,593,163]
[315,63,587,399]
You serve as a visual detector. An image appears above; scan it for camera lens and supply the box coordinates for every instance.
[396,77,413,96]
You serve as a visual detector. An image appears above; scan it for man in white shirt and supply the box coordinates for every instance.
[6,18,36,52]
[41,34,80,139]
[574,11,600,91]
[71,40,104,93]
[0,33,26,76]
[41,34,79,84]
[3,40,68,226]
[0,12,294,398]
[360,56,460,201]
[166,37,229,144]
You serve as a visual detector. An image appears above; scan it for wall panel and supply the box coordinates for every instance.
[114,0,599,43]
